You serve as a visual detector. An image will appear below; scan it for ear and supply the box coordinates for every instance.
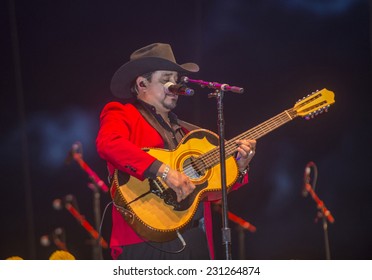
[136,77,147,89]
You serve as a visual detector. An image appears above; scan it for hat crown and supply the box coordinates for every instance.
[130,43,176,63]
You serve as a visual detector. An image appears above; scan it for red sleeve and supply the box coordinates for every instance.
[96,102,164,180]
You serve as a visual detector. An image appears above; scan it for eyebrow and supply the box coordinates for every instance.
[161,72,178,78]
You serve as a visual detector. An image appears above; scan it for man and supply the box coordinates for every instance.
[96,43,256,259]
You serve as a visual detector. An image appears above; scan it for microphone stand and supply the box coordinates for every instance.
[305,162,335,260]
[71,142,109,259]
[183,77,244,260]
[214,89,232,260]
[304,182,334,259]
[88,182,103,260]
[321,212,331,260]
[201,88,232,259]
[64,201,108,250]
[213,202,257,259]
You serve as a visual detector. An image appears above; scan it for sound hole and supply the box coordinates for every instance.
[182,156,205,179]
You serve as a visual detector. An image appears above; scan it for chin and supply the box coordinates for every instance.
[164,101,177,110]
[163,96,177,109]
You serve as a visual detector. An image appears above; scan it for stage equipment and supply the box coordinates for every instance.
[40,227,68,251]
[213,202,256,260]
[70,142,108,193]
[66,141,109,259]
[164,82,194,96]
[63,198,108,249]
[181,76,244,94]
[303,161,334,259]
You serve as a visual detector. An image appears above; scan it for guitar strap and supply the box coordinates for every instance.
[178,119,201,132]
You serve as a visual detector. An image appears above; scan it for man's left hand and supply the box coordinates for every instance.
[236,139,256,172]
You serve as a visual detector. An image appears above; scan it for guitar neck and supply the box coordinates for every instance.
[200,108,298,168]
[228,108,297,151]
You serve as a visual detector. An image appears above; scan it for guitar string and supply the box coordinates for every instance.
[189,111,292,172]
[195,109,297,170]
[181,107,300,177]
[180,110,291,176]
[225,109,296,153]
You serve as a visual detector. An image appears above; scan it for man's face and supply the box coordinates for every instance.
[140,70,179,112]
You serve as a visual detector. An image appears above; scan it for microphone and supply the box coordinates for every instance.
[40,227,67,251]
[302,164,312,197]
[52,194,79,212]
[164,82,194,96]
[40,234,52,247]
[52,195,108,248]
[69,143,109,193]
[65,142,81,164]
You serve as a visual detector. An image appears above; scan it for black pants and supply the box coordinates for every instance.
[117,227,210,260]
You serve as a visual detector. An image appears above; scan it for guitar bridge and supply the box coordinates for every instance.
[149,178,165,197]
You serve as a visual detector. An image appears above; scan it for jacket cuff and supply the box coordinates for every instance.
[143,159,163,179]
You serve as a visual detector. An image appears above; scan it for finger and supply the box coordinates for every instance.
[248,140,257,150]
[238,139,256,149]
[183,185,194,197]
[248,149,255,158]
[177,189,184,202]
[236,150,247,160]
[236,140,253,151]
[237,146,250,158]
[244,144,254,153]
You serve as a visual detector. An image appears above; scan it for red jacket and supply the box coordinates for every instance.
[96,101,248,259]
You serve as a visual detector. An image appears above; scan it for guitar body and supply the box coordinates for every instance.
[111,129,239,242]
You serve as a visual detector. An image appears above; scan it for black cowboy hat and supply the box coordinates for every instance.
[110,43,199,98]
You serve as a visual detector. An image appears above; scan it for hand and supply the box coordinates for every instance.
[158,164,195,202]
[236,139,256,172]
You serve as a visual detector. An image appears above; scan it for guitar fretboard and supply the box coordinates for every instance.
[199,108,298,169]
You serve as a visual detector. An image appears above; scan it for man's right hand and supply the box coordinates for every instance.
[158,164,195,202]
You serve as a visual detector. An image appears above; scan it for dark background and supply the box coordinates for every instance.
[1,0,371,260]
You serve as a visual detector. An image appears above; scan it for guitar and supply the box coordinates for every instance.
[110,88,335,242]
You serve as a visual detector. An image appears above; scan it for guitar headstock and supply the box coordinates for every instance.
[293,88,335,119]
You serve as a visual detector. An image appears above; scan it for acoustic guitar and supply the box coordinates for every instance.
[110,88,335,242]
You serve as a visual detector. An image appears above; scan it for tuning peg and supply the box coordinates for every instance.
[305,112,314,120]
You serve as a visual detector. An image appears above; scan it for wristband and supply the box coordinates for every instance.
[239,165,249,176]
[161,165,170,180]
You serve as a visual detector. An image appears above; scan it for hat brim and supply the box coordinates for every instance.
[110,57,199,99]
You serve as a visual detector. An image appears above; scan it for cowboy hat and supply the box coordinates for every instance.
[110,43,199,98]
